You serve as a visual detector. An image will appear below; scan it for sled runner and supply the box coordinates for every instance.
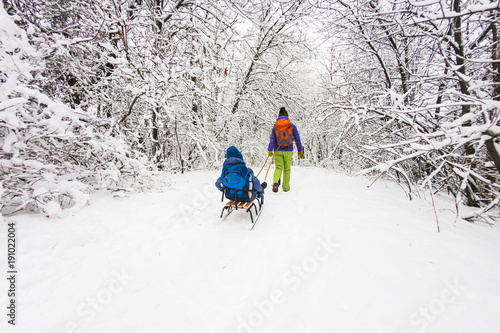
[220,195,264,230]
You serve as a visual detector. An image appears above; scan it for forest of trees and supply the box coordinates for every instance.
[0,0,499,223]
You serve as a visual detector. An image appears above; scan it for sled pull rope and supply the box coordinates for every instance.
[255,154,274,194]
[256,155,269,178]
[264,155,274,183]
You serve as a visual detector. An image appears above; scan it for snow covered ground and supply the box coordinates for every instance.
[1,166,500,333]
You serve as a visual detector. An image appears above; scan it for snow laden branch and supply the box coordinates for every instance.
[356,93,500,223]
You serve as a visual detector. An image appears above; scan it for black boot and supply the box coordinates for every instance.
[272,179,280,192]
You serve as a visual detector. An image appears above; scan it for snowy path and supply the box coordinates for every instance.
[1,167,500,333]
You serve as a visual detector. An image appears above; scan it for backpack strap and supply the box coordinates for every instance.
[234,191,238,210]
[248,173,253,199]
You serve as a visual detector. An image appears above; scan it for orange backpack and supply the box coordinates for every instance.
[274,119,294,148]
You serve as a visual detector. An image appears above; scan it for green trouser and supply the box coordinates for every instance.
[273,151,293,191]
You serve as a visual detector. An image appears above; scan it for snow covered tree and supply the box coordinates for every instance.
[214,0,315,165]
[0,4,151,217]
[314,0,500,222]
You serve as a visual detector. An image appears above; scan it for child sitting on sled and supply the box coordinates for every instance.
[215,146,264,202]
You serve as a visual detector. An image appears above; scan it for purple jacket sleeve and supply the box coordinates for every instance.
[292,124,303,152]
[268,127,276,151]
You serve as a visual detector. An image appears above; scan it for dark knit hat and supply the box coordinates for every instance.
[279,107,288,117]
[226,146,243,160]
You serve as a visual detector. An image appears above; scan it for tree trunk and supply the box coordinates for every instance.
[152,107,161,164]
[485,18,500,174]
[452,0,470,116]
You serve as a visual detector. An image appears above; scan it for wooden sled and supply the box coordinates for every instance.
[220,195,264,230]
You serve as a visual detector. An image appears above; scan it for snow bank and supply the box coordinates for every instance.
[1,167,499,333]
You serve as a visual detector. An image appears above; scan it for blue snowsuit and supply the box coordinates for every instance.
[215,146,263,201]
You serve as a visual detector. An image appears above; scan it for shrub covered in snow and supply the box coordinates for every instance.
[0,6,153,217]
